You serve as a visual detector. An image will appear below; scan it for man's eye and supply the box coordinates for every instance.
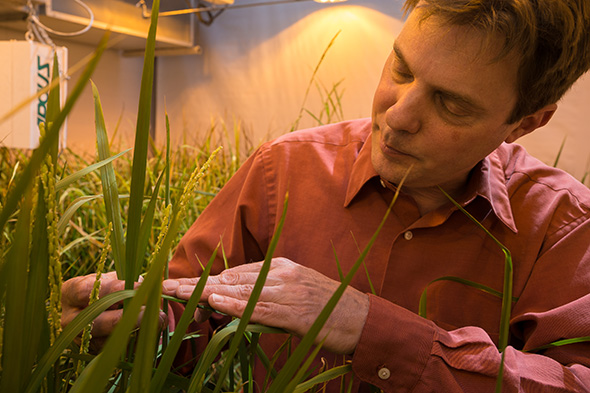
[436,93,470,118]
[392,68,413,83]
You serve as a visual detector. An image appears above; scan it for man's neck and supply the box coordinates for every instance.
[404,181,468,216]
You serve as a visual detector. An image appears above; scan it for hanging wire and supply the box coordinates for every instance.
[25,0,95,45]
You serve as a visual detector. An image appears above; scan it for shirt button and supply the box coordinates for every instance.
[380,178,386,188]
[378,367,391,380]
[404,230,413,240]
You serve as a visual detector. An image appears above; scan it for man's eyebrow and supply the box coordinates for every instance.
[392,41,486,114]
[393,42,408,69]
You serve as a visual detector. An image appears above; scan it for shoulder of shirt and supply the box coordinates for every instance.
[261,118,372,150]
[495,143,590,214]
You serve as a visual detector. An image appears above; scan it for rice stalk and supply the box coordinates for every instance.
[76,222,111,375]
[39,124,62,345]
[291,31,342,132]
[125,0,161,286]
[145,203,172,271]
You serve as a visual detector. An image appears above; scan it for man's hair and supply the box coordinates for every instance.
[403,0,590,123]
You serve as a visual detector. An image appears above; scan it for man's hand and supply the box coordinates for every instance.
[61,271,167,352]
[162,258,370,355]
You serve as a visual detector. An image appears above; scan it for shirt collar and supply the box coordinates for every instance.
[344,136,518,233]
[471,144,518,233]
[344,133,378,207]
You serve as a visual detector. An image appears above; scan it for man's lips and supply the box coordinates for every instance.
[379,138,413,159]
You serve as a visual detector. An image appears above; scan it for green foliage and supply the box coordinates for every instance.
[1,5,587,393]
[0,6,374,393]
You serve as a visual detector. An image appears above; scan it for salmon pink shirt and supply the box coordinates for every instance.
[169,118,590,392]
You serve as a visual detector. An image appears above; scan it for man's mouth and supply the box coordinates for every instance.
[379,138,413,159]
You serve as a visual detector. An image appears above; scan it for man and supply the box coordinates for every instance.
[63,0,590,391]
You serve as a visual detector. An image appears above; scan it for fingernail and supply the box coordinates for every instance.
[210,293,224,304]
[162,280,178,293]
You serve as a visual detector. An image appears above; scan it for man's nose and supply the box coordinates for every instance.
[385,84,422,134]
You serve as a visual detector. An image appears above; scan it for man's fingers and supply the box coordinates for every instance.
[194,307,212,324]
[90,309,125,337]
[207,293,288,329]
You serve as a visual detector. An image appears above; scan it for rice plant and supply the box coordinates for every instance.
[0,3,384,392]
[1,2,588,392]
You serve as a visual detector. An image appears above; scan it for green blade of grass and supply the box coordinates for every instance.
[439,187,513,393]
[21,180,51,383]
[129,275,163,393]
[283,337,327,393]
[438,187,513,351]
[209,192,290,393]
[162,108,172,352]
[418,276,519,318]
[183,193,289,392]
[267,167,410,393]
[136,170,165,272]
[293,364,352,393]
[24,289,137,393]
[93,80,127,277]
[67,254,167,393]
[0,32,109,234]
[148,246,218,393]
[526,336,590,352]
[72,146,219,392]
[56,149,131,192]
[126,0,160,285]
[57,195,102,235]
[553,136,567,167]
[0,191,33,393]
[187,321,285,393]
[46,55,61,167]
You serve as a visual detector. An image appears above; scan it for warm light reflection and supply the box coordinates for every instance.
[314,0,348,3]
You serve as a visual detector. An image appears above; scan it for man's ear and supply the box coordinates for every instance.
[505,103,558,143]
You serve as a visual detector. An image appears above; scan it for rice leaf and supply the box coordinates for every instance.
[136,170,165,273]
[129,275,163,393]
[291,31,341,132]
[57,195,102,235]
[126,0,160,285]
[268,167,410,392]
[418,276,519,318]
[439,187,513,392]
[553,136,567,167]
[293,364,352,393]
[277,168,410,391]
[21,180,51,380]
[0,191,33,392]
[67,247,168,393]
[56,149,131,192]
[209,192,290,393]
[148,245,218,393]
[283,337,327,393]
[46,55,61,167]
[24,290,136,393]
[162,108,172,352]
[526,336,590,352]
[93,81,127,277]
[187,322,285,392]
[0,32,109,234]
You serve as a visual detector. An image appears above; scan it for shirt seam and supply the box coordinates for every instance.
[409,327,437,393]
[508,170,590,237]
[258,146,277,248]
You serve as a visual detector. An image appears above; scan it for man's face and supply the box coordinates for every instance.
[371,9,522,195]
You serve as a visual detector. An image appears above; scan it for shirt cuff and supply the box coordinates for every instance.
[352,294,436,391]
